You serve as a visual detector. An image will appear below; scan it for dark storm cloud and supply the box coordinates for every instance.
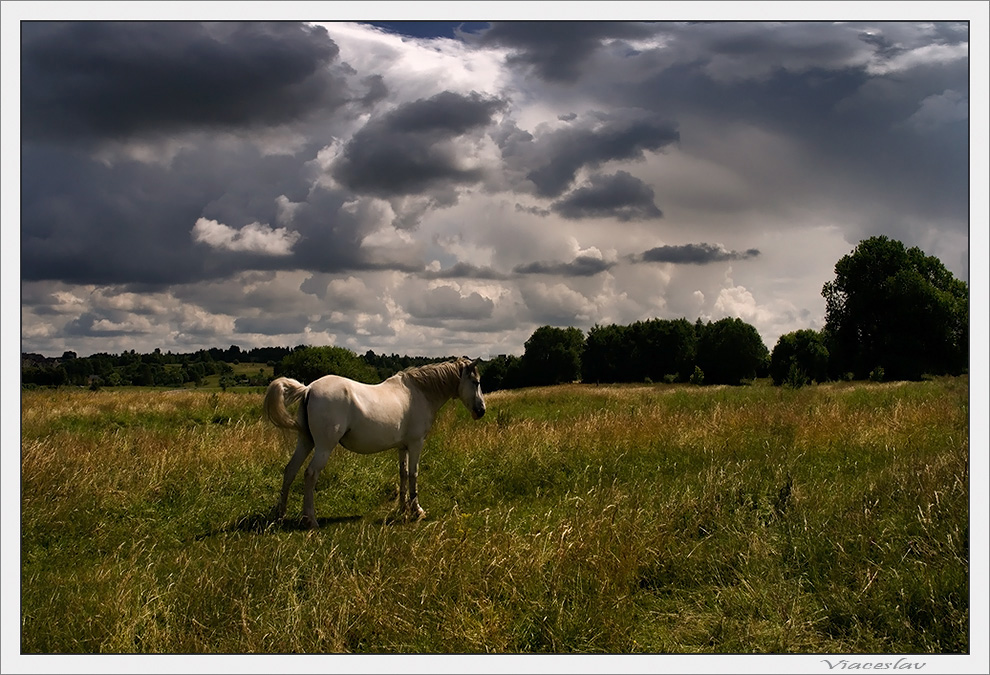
[20,21,379,288]
[22,144,213,285]
[332,91,507,196]
[21,21,344,142]
[420,262,510,280]
[404,286,495,321]
[856,29,900,59]
[634,243,760,265]
[387,90,503,134]
[358,74,389,108]
[473,21,657,82]
[587,22,969,233]
[235,315,311,336]
[20,136,323,286]
[551,171,662,221]
[498,111,679,197]
[20,138,419,287]
[514,255,614,277]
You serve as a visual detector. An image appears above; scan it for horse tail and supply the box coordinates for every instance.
[264,377,310,433]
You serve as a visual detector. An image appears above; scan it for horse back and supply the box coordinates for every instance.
[307,375,422,453]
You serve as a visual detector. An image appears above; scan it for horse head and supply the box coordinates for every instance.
[459,358,486,420]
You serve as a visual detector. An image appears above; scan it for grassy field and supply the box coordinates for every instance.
[20,377,969,654]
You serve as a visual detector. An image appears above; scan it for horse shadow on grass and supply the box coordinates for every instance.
[194,511,364,540]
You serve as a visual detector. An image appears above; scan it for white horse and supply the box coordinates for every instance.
[263,357,486,529]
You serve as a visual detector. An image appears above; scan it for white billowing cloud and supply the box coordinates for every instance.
[712,282,767,323]
[191,218,300,255]
[360,222,416,249]
[317,22,508,104]
[91,315,156,334]
[433,232,497,268]
[340,197,394,238]
[49,290,89,314]
[21,322,56,340]
[177,304,235,337]
[708,268,811,349]
[326,276,375,307]
[275,194,304,226]
[866,41,969,76]
[567,238,616,264]
[303,274,392,328]
[94,290,167,314]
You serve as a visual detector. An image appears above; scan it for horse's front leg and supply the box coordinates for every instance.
[397,446,409,516]
[405,439,426,521]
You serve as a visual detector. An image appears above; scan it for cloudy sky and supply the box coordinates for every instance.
[9,8,984,360]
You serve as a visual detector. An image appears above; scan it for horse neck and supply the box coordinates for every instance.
[403,361,463,410]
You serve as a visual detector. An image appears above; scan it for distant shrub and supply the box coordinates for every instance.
[784,363,808,389]
[869,366,886,383]
[770,329,829,386]
[690,366,705,385]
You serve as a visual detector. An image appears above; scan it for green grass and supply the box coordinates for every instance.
[20,378,969,653]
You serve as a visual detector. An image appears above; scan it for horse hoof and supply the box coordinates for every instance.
[302,516,319,530]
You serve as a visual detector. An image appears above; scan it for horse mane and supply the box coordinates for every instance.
[398,357,471,400]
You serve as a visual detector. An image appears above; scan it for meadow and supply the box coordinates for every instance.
[20,377,969,654]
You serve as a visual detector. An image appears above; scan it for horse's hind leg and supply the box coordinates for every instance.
[302,443,334,529]
[275,435,313,519]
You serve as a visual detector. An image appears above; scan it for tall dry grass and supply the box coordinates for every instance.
[20,378,968,653]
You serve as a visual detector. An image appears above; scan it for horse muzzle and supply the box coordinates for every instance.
[472,404,486,420]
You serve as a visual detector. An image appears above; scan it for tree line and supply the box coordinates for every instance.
[20,344,450,390]
[479,316,770,392]
[23,236,967,391]
[483,236,968,390]
[20,346,284,389]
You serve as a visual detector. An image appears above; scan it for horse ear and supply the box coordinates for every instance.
[470,357,481,371]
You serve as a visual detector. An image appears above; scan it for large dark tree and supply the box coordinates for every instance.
[822,236,968,380]
[276,346,379,384]
[583,318,698,383]
[521,325,584,386]
[770,329,830,386]
[582,323,630,383]
[480,354,525,392]
[634,318,697,382]
[696,317,769,385]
